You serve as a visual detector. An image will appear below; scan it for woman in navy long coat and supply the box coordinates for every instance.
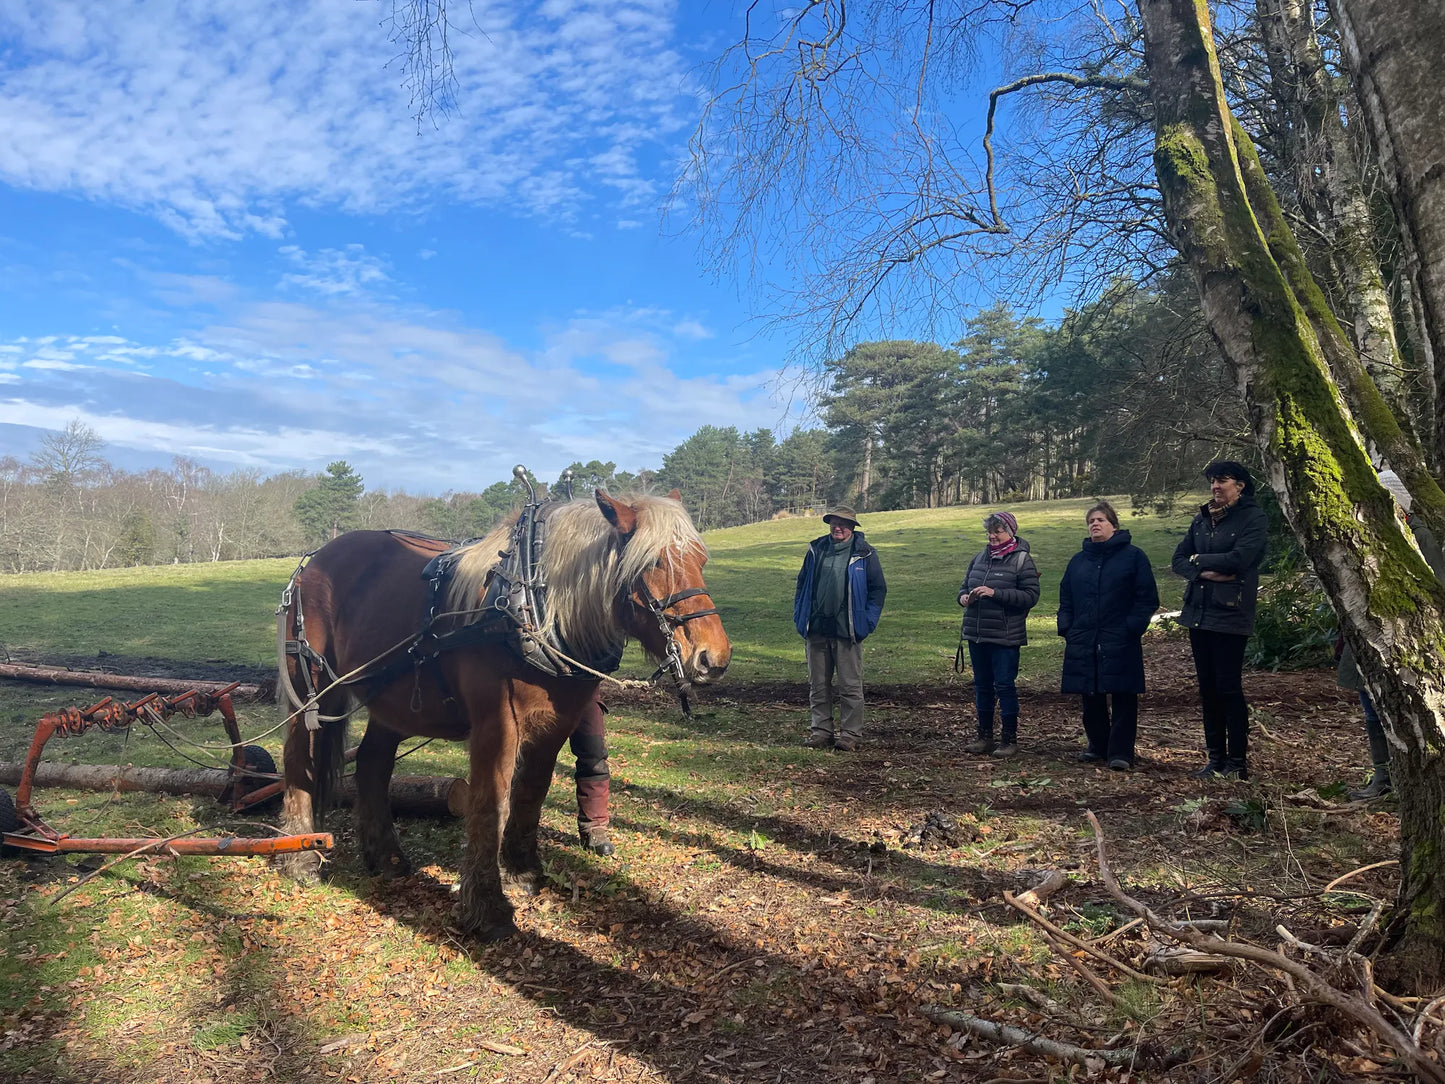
[1057,500,1160,769]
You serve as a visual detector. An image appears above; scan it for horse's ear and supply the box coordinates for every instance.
[667,488,681,501]
[595,490,638,536]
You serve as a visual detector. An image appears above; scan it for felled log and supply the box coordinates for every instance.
[0,663,270,702]
[0,762,466,818]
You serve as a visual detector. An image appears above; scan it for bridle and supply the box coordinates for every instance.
[635,579,720,716]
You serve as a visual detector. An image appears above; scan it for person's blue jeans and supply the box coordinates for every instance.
[967,640,1020,728]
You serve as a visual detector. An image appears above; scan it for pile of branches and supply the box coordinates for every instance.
[919,812,1445,1080]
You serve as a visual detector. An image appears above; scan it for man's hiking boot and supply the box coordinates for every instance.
[833,735,859,752]
[805,731,834,750]
[991,742,1018,759]
[964,736,995,755]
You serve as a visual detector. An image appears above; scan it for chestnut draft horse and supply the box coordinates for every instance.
[275,490,731,939]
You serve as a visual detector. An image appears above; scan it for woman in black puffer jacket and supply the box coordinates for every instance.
[1170,461,1269,780]
[958,511,1040,758]
[1057,501,1159,770]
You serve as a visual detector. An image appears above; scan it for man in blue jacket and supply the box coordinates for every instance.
[794,505,887,751]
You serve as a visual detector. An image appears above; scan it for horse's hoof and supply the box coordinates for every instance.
[275,853,324,885]
[477,919,519,942]
[502,870,544,896]
[453,903,518,942]
[366,853,413,880]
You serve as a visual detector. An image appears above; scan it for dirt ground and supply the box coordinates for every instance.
[0,637,1417,1083]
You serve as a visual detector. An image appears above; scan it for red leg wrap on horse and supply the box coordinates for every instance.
[571,697,610,830]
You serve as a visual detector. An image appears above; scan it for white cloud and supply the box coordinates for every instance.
[672,319,713,340]
[278,244,390,297]
[0,297,794,491]
[0,2,691,238]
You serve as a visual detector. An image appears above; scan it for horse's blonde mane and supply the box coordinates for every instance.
[444,495,706,661]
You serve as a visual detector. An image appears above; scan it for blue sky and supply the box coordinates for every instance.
[0,1,818,493]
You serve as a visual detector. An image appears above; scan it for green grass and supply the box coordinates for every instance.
[0,497,1191,687]
[669,496,1190,683]
[0,557,296,668]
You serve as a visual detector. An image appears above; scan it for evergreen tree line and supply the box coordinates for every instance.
[0,273,1252,572]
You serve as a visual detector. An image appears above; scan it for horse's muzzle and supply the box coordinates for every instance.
[688,648,730,685]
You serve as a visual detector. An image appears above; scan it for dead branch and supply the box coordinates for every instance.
[1087,809,1445,1084]
[1144,939,1235,975]
[1087,915,1145,945]
[1174,918,1231,933]
[1003,890,1161,985]
[541,1041,604,1084]
[917,1005,1142,1067]
[1414,995,1445,1046]
[995,983,1064,1014]
[1016,868,1070,908]
[1040,929,1124,1005]
[1324,860,1398,894]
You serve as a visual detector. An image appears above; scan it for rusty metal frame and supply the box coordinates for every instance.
[3,683,331,858]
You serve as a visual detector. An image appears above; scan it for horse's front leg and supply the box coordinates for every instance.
[500,715,576,887]
[278,714,324,883]
[353,718,410,878]
[456,699,521,941]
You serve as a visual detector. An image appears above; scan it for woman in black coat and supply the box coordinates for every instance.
[1170,461,1269,779]
[1057,500,1159,769]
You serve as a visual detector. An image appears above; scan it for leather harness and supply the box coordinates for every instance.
[279,496,717,722]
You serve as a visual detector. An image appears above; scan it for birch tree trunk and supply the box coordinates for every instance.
[1255,0,1426,448]
[1331,0,1445,468]
[1139,0,1445,985]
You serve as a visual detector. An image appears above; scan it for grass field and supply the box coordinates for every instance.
[0,498,1409,1083]
[0,496,1191,683]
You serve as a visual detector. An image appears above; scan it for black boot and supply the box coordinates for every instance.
[992,715,1018,758]
[964,716,995,755]
[1221,693,1249,780]
[1192,696,1227,778]
[579,825,616,856]
[1349,764,1392,801]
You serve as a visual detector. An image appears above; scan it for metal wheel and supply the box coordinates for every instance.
[0,787,17,852]
[229,745,280,811]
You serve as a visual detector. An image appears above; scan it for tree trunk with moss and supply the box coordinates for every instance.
[1138,0,1445,985]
